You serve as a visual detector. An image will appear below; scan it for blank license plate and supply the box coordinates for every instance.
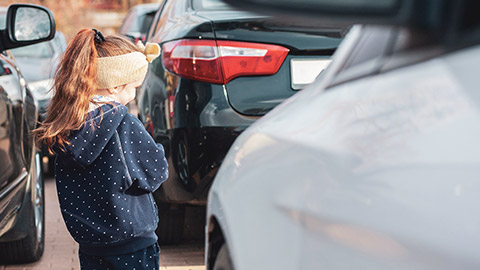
[290,58,331,90]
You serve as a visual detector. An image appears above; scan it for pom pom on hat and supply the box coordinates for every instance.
[136,41,160,63]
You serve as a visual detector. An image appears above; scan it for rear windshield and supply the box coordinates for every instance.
[192,0,234,11]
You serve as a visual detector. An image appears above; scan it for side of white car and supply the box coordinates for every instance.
[206,24,480,270]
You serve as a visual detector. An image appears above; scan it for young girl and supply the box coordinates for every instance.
[34,29,168,270]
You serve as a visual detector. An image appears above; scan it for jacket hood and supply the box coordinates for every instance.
[63,103,129,167]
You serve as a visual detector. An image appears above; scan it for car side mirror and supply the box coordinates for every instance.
[0,4,56,51]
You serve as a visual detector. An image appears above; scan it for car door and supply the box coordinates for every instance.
[0,61,15,192]
[139,0,174,146]
[0,55,30,225]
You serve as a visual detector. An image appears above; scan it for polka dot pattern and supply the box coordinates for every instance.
[55,103,168,248]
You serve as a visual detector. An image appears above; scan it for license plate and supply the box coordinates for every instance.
[290,58,331,90]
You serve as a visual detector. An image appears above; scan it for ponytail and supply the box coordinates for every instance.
[33,29,139,153]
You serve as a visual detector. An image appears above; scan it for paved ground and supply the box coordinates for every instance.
[0,177,205,270]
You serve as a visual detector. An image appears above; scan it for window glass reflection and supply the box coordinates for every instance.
[15,7,50,41]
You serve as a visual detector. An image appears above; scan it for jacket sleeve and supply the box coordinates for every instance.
[118,114,168,193]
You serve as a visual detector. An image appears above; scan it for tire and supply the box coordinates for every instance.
[174,131,191,189]
[0,153,45,263]
[155,202,185,245]
[213,244,234,270]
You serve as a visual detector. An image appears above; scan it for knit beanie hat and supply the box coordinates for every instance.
[96,42,160,89]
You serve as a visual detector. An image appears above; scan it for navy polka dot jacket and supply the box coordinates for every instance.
[54,103,168,255]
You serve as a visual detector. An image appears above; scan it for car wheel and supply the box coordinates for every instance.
[175,132,190,186]
[155,202,185,245]
[0,153,45,263]
[213,244,234,270]
[172,130,197,192]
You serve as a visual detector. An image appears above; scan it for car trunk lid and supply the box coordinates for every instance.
[197,10,344,116]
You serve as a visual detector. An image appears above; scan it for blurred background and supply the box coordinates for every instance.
[0,0,157,41]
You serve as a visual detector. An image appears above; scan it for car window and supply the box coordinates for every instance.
[192,0,234,10]
[451,1,480,46]
[52,33,67,52]
[150,0,175,41]
[326,25,396,87]
[328,24,446,89]
[10,41,53,58]
[146,0,167,41]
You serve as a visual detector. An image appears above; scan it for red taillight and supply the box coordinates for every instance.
[162,39,289,84]
[162,40,223,84]
[3,67,11,75]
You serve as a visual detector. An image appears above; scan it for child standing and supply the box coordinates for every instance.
[34,29,168,270]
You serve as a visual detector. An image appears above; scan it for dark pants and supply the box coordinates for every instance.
[79,242,160,270]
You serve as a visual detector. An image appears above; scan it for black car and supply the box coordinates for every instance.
[10,32,67,175]
[0,4,56,264]
[138,0,344,243]
[118,3,159,43]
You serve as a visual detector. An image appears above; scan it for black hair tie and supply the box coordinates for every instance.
[92,28,105,44]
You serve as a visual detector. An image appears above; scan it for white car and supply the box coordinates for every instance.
[206,1,480,270]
